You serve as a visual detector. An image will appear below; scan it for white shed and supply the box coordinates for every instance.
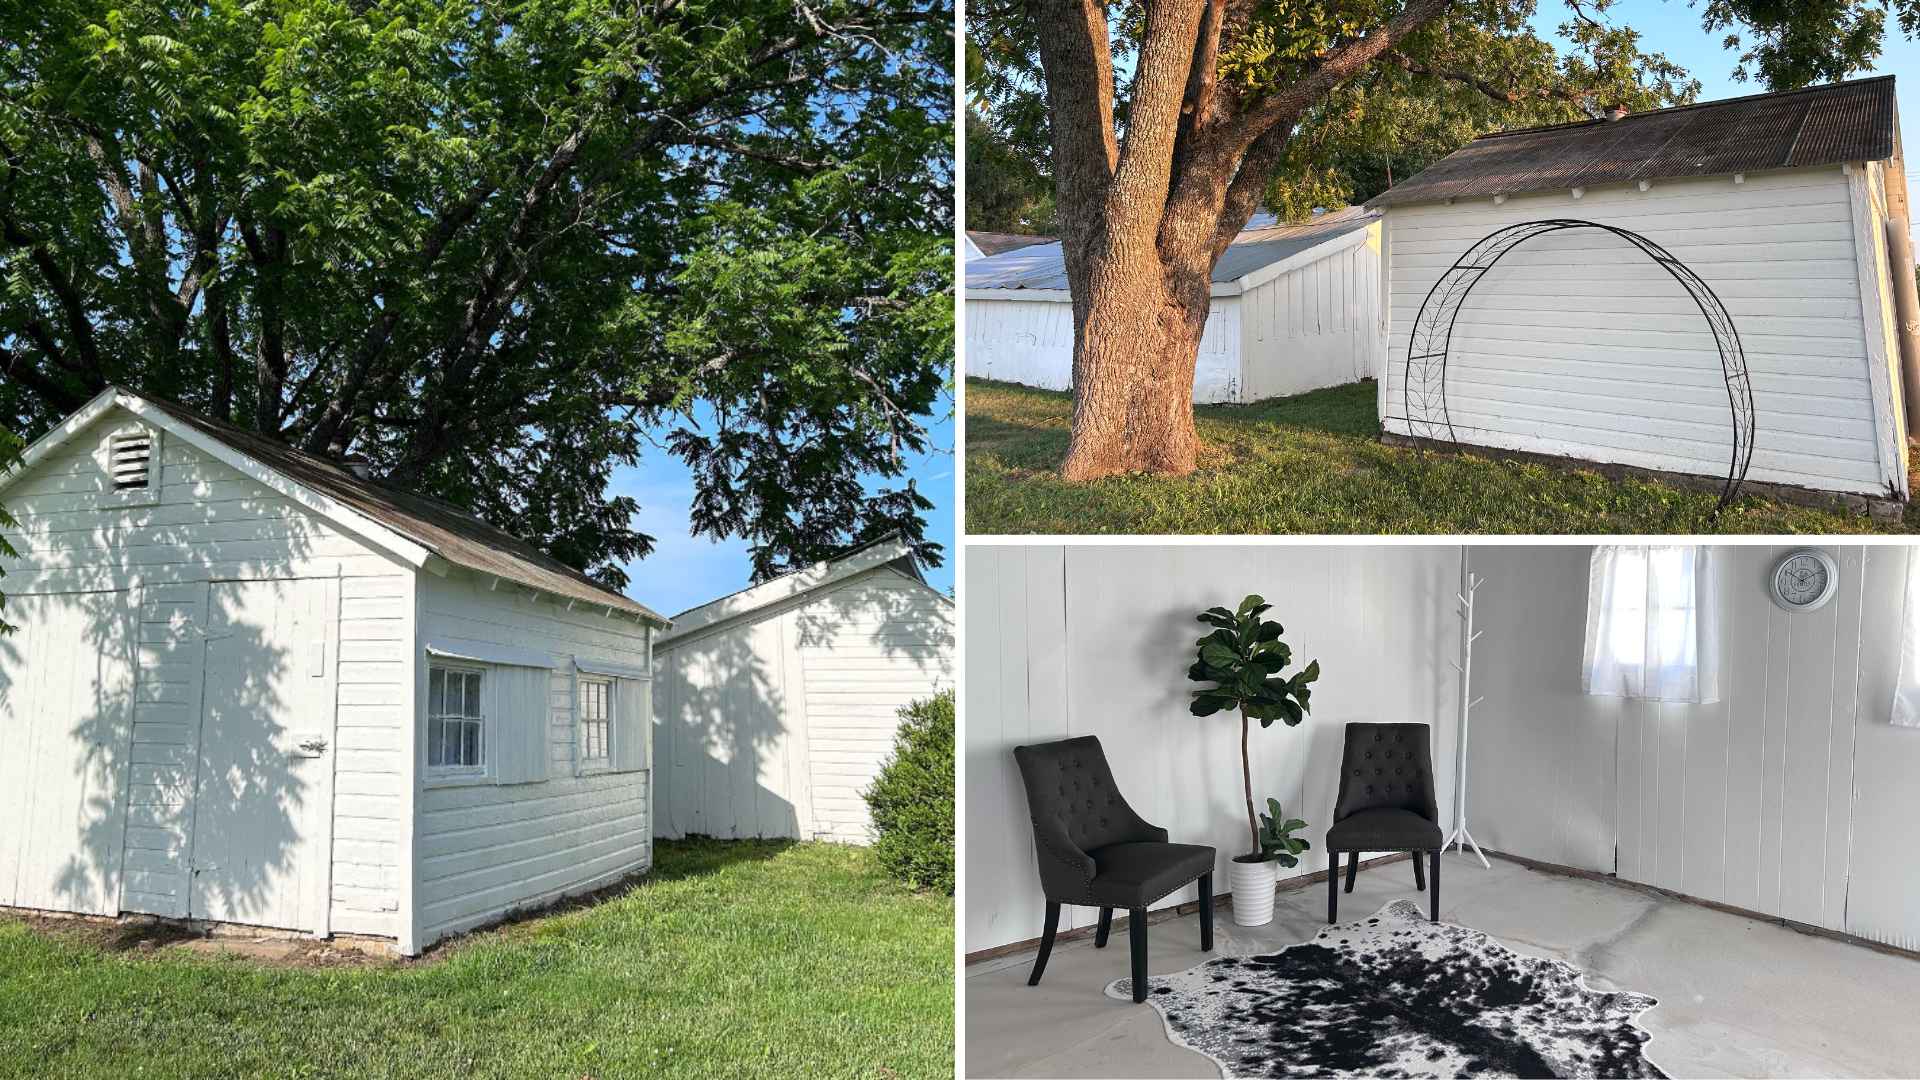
[652,537,952,845]
[1372,76,1916,510]
[0,387,670,955]
[964,206,1383,403]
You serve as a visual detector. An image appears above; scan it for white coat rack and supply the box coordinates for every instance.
[1446,548,1490,868]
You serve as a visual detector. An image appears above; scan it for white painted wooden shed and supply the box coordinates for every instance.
[652,537,953,845]
[0,387,670,955]
[1372,76,1917,507]
[964,206,1383,403]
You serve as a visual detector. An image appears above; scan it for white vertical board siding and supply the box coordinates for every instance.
[1842,546,1920,951]
[964,295,1244,403]
[653,566,954,844]
[1461,546,1619,874]
[0,408,409,935]
[964,544,1460,955]
[414,571,653,947]
[1469,544,1875,933]
[1381,171,1897,497]
[793,570,954,843]
[1239,232,1382,398]
[0,590,135,915]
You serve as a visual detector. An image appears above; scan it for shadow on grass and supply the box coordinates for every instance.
[1198,378,1383,439]
[655,835,800,883]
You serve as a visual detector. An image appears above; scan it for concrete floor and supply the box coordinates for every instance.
[965,852,1920,1078]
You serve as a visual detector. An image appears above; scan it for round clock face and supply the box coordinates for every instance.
[1771,550,1837,612]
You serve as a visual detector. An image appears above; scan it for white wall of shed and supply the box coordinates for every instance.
[963,296,1244,404]
[1464,544,1912,947]
[1237,228,1383,398]
[0,407,412,939]
[413,570,654,950]
[653,565,953,845]
[1381,169,1901,498]
[964,544,1461,955]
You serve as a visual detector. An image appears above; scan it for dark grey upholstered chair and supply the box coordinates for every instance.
[1324,722,1444,924]
[1013,735,1216,1003]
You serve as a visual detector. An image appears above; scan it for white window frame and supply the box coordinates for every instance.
[427,662,489,781]
[577,675,614,772]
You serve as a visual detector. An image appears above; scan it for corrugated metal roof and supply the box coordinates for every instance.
[965,205,1377,291]
[122,388,667,623]
[1368,76,1898,208]
[967,231,1057,256]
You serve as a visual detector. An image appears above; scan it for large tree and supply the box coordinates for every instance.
[968,0,1907,480]
[0,0,951,586]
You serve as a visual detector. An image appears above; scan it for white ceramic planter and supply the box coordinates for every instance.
[1229,858,1278,926]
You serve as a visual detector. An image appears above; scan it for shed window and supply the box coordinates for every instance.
[109,433,153,489]
[428,665,486,774]
[1582,546,1719,704]
[579,677,612,767]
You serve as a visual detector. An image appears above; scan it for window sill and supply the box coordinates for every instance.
[424,771,491,788]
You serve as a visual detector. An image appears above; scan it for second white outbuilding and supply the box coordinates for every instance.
[651,537,953,845]
[965,206,1383,403]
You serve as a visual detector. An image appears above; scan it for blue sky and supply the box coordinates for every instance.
[611,392,955,617]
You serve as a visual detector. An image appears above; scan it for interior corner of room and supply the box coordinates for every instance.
[963,541,1920,1079]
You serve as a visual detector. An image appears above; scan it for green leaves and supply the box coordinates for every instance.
[1187,594,1321,726]
[1256,798,1313,868]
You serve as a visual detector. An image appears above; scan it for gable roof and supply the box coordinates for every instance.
[1369,76,1899,208]
[2,387,667,626]
[965,205,1377,295]
[658,533,948,645]
[967,230,1058,258]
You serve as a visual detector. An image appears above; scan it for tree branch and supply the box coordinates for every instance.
[1383,50,1604,105]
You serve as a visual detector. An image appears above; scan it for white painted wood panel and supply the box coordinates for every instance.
[1381,169,1901,497]
[1842,546,1920,951]
[1239,232,1383,398]
[414,570,653,947]
[964,544,1460,955]
[0,589,136,915]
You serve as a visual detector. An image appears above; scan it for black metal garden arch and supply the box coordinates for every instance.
[1397,219,1756,517]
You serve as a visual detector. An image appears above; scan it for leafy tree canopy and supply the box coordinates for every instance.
[0,0,952,588]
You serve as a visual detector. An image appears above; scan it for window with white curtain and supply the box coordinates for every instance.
[1583,545,1719,704]
[1895,547,1920,727]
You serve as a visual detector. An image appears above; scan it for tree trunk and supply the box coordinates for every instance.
[1058,244,1213,479]
[1241,707,1259,858]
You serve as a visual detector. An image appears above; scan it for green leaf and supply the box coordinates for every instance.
[1190,697,1226,717]
[1236,594,1264,615]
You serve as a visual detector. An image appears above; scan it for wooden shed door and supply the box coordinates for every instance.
[186,578,338,933]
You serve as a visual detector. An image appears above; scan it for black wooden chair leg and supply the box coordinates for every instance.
[1029,900,1061,986]
[1344,850,1359,893]
[1198,872,1214,952]
[1327,854,1339,922]
[1430,851,1441,922]
[1129,907,1150,1003]
[1413,850,1426,892]
[1095,906,1113,948]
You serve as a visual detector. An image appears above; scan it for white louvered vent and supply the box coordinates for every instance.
[109,433,153,490]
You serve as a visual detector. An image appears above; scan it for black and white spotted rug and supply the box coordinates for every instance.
[1107,899,1664,1079]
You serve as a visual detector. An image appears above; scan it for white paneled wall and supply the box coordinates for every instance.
[965,544,1461,954]
[1841,546,1920,951]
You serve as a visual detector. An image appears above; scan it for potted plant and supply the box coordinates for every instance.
[1188,594,1321,926]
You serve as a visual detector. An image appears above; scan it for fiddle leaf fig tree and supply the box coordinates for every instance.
[1188,594,1321,859]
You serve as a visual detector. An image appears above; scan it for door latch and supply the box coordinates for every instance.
[296,737,329,755]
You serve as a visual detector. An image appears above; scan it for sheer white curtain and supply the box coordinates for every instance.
[1583,545,1720,704]
[1895,547,1920,727]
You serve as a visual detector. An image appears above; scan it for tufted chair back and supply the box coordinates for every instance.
[1332,723,1440,824]
[1014,736,1167,902]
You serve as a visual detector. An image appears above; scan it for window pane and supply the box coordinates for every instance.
[465,671,484,718]
[428,717,445,767]
[471,718,484,766]
[429,668,446,716]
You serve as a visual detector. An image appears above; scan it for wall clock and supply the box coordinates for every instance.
[1769,548,1839,612]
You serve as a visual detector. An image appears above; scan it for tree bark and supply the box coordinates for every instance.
[1241,707,1258,858]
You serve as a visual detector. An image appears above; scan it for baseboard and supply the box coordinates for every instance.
[1378,431,1906,521]
[1482,848,1920,966]
[963,852,1414,966]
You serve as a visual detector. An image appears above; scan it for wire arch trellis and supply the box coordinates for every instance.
[1396,218,1756,519]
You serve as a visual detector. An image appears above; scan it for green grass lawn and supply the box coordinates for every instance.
[966,378,1920,535]
[0,839,953,1079]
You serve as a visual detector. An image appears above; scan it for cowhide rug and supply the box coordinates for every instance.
[1107,899,1664,1079]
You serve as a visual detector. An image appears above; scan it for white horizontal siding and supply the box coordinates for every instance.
[964,296,1243,403]
[1381,168,1895,496]
[0,408,410,936]
[414,571,653,947]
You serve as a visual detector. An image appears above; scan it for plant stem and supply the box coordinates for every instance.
[1242,707,1259,858]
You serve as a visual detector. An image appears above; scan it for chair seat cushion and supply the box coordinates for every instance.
[1084,842,1217,908]
[1324,807,1442,852]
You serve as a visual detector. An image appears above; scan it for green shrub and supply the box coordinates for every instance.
[864,689,955,894]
